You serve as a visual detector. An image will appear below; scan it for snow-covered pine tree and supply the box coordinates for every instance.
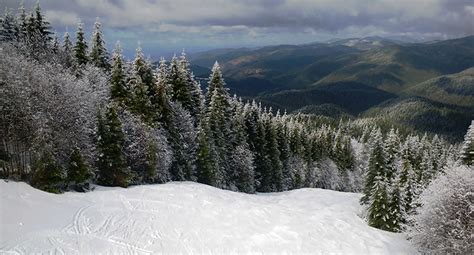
[17,0,27,40]
[179,50,204,121]
[361,127,386,205]
[74,22,88,66]
[398,141,421,216]
[89,19,109,70]
[261,109,283,192]
[110,41,128,104]
[0,8,19,42]
[97,104,131,187]
[154,58,173,124]
[32,1,51,45]
[274,112,292,190]
[129,47,154,122]
[67,148,91,192]
[195,121,217,186]
[367,175,391,231]
[460,120,474,165]
[61,32,73,67]
[168,55,193,112]
[384,128,400,184]
[388,166,406,232]
[228,96,255,192]
[205,62,232,188]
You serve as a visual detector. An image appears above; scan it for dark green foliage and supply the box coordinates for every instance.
[97,105,131,187]
[74,23,88,66]
[89,20,109,70]
[196,123,217,186]
[110,42,128,103]
[31,152,65,193]
[67,148,91,192]
[361,128,385,205]
[0,9,19,42]
[367,176,391,231]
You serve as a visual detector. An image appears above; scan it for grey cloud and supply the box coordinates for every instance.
[1,0,472,56]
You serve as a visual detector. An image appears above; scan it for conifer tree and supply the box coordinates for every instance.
[132,46,154,90]
[205,62,232,188]
[388,170,406,232]
[367,175,391,231]
[31,151,65,193]
[97,105,131,187]
[169,55,193,111]
[260,111,283,192]
[129,47,154,122]
[361,128,386,205]
[32,0,51,44]
[229,97,255,192]
[110,41,128,103]
[384,128,400,183]
[89,19,109,70]
[0,8,18,42]
[460,120,474,165]
[154,58,173,124]
[196,121,217,186]
[17,0,27,40]
[179,50,204,120]
[62,32,73,67]
[67,148,91,192]
[74,22,88,66]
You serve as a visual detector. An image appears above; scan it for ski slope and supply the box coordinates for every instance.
[0,181,416,254]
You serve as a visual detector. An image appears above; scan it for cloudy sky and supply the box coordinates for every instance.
[4,0,474,57]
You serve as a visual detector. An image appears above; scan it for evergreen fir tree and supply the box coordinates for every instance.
[32,0,51,44]
[17,0,27,40]
[0,8,19,42]
[67,148,91,192]
[169,55,193,111]
[384,128,400,183]
[89,19,109,70]
[167,101,196,181]
[388,168,406,232]
[110,41,128,103]
[154,59,173,124]
[460,120,474,165]
[128,47,154,122]
[31,151,65,193]
[195,121,217,186]
[132,46,154,90]
[97,105,131,187]
[361,128,386,205]
[62,32,73,67]
[205,62,232,188]
[74,22,88,66]
[179,50,204,120]
[367,175,391,231]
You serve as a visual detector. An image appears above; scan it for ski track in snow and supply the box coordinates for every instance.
[0,181,417,254]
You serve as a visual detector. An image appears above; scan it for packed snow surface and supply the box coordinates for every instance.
[0,181,416,254]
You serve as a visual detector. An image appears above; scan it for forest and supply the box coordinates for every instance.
[1,2,473,254]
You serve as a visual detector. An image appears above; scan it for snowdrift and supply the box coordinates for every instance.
[0,181,415,254]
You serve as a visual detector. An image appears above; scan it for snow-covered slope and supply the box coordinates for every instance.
[0,181,416,254]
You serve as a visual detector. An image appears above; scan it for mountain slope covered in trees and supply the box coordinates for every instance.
[190,36,474,140]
